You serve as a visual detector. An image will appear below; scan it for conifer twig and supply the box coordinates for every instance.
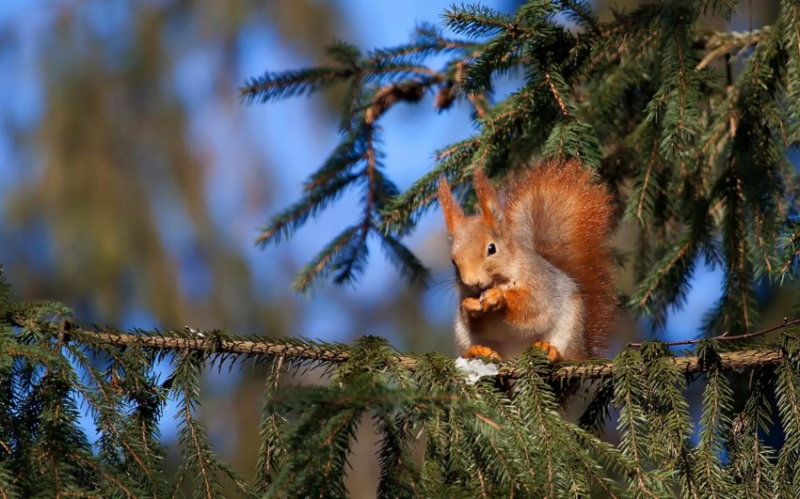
[627,318,800,348]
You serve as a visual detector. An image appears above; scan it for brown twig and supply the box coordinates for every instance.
[364,79,437,125]
[452,61,488,119]
[696,28,768,70]
[627,318,800,348]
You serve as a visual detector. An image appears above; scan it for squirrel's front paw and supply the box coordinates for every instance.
[462,288,506,317]
[462,297,483,316]
[482,287,505,312]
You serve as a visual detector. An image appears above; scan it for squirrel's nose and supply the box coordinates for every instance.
[460,274,477,288]
[461,275,488,292]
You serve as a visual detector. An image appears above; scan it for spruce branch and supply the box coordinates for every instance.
[729,367,777,494]
[555,0,599,33]
[240,67,356,104]
[65,345,167,495]
[255,172,360,248]
[630,236,698,329]
[255,358,288,493]
[613,349,669,496]
[443,5,516,38]
[639,342,693,479]
[380,138,480,234]
[10,319,792,382]
[775,331,800,493]
[694,342,735,497]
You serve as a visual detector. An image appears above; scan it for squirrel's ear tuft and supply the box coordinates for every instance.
[473,168,503,231]
[438,176,464,235]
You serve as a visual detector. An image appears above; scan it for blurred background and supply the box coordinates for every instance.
[0,0,783,496]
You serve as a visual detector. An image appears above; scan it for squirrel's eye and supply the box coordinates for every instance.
[487,243,497,256]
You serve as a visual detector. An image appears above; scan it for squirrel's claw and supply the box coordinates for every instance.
[463,345,501,360]
[532,341,561,363]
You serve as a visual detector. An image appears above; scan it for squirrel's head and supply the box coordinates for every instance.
[438,169,512,293]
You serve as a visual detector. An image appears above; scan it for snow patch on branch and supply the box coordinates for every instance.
[455,357,499,384]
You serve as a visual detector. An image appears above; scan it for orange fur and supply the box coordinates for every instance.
[501,159,616,356]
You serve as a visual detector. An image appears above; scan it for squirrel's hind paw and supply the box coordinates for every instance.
[463,345,501,361]
[532,341,561,363]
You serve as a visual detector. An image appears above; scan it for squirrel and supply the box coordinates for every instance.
[437,158,616,363]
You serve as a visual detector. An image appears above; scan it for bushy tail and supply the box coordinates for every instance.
[504,159,617,356]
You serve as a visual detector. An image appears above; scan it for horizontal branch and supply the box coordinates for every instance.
[47,326,786,381]
[548,348,784,380]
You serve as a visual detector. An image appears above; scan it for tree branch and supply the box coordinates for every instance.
[21,322,786,382]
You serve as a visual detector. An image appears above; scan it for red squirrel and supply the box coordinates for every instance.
[438,159,616,362]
